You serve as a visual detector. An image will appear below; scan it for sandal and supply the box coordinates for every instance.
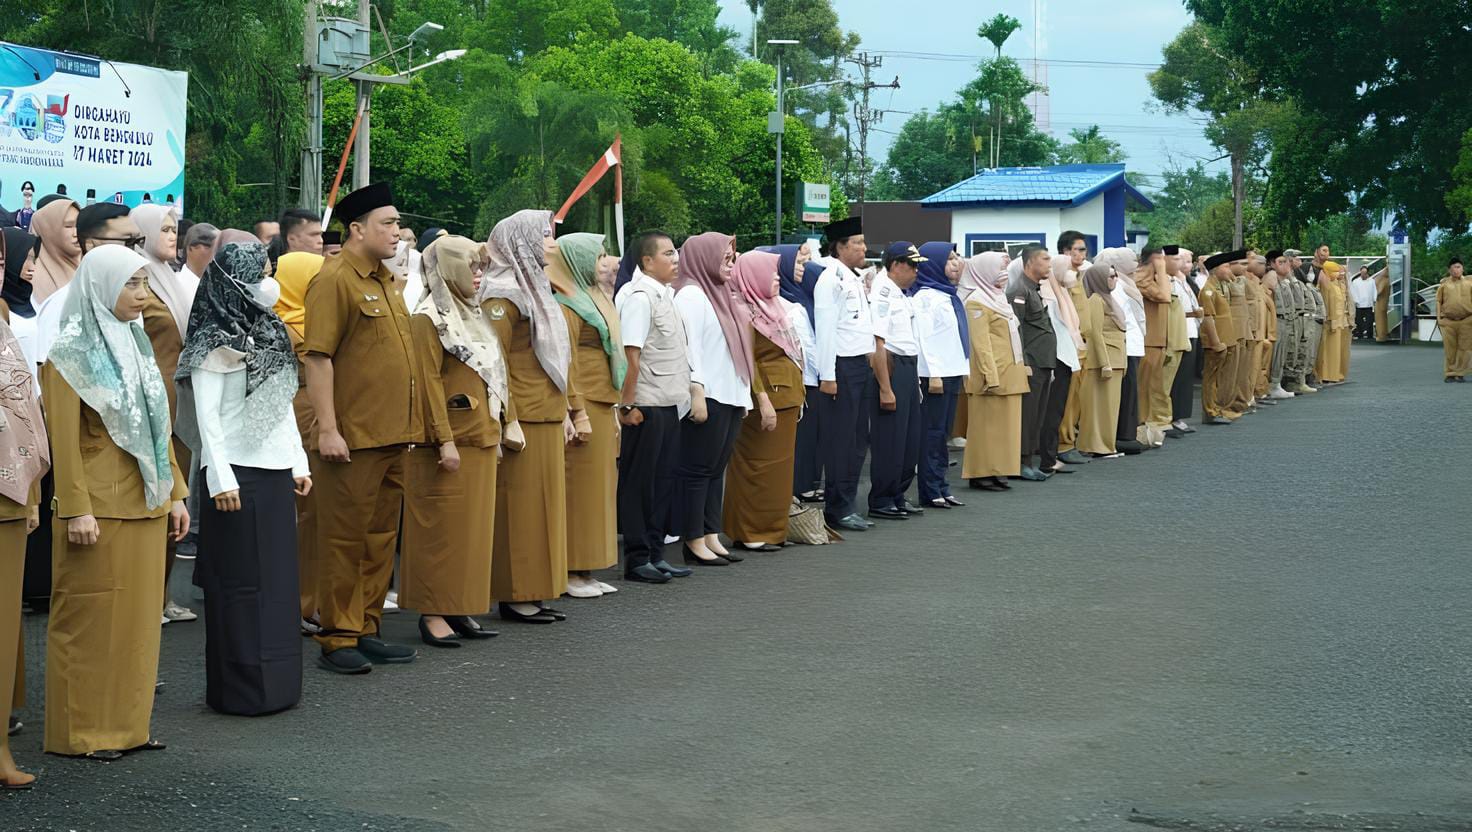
[129,739,167,753]
[1,774,35,790]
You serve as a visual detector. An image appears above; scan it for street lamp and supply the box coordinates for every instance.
[768,39,798,246]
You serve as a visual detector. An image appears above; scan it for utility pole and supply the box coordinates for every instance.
[844,51,899,209]
[300,0,322,210]
[353,0,372,190]
[769,40,797,246]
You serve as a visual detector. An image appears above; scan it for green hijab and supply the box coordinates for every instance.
[553,233,625,389]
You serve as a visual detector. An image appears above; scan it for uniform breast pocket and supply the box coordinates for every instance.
[358,301,390,343]
[844,294,861,319]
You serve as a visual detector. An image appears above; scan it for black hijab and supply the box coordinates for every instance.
[1,227,36,318]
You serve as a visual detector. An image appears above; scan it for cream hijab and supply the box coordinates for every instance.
[417,235,510,422]
[1047,256,1083,348]
[29,198,81,303]
[962,252,1023,363]
[131,204,196,336]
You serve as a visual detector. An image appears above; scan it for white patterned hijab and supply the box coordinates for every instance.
[49,245,174,509]
[417,235,509,421]
[475,209,571,392]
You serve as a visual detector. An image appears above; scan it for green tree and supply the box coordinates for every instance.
[1187,0,1472,236]
[977,13,1021,57]
[1129,161,1230,246]
[1056,125,1125,164]
[473,0,621,60]
[1447,128,1472,226]
[868,109,976,201]
[1149,21,1286,249]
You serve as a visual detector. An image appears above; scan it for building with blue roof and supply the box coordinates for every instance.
[920,163,1154,257]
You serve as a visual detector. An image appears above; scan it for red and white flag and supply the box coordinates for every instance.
[554,135,624,255]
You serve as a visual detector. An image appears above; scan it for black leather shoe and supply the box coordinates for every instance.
[499,602,557,622]
[1204,416,1231,425]
[1116,440,1145,455]
[358,636,418,663]
[418,616,462,648]
[683,545,730,566]
[318,648,373,675]
[1057,449,1092,465]
[624,563,671,583]
[830,514,869,531]
[536,605,568,621]
[867,506,908,520]
[969,477,1004,492]
[927,498,952,509]
[446,616,498,639]
[1164,428,1186,438]
[651,559,693,578]
[896,499,925,515]
[7,716,20,737]
[942,495,965,507]
[718,549,745,562]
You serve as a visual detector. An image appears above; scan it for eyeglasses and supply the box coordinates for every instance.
[96,235,146,248]
[123,276,151,291]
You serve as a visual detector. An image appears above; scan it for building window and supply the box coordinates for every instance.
[963,232,1047,258]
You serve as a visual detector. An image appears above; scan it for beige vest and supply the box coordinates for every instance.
[629,280,691,408]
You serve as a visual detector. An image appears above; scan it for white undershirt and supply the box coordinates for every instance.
[1114,282,1146,357]
[32,282,69,365]
[782,299,819,386]
[1173,277,1201,339]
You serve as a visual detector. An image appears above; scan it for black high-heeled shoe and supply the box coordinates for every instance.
[446,616,498,639]
[535,603,568,621]
[418,616,462,648]
[498,602,556,624]
[682,545,730,566]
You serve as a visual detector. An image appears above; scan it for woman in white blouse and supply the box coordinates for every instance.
[910,242,968,509]
[176,233,310,716]
[672,232,751,566]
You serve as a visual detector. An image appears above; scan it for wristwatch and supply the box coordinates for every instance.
[618,404,637,413]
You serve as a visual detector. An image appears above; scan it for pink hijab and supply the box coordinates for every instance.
[1047,256,1083,348]
[676,232,752,384]
[732,250,801,366]
[958,251,1008,302]
[0,314,48,506]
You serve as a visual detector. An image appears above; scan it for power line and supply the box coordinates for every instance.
[867,51,1162,70]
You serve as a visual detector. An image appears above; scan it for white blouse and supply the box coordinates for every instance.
[911,287,968,378]
[782,298,819,387]
[191,353,310,497]
[1114,283,1146,357]
[674,285,751,411]
[1173,277,1201,339]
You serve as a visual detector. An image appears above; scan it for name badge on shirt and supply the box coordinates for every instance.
[365,293,380,302]
[1013,297,1025,305]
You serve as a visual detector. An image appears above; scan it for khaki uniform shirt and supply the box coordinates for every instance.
[1198,276,1234,348]
[302,246,425,451]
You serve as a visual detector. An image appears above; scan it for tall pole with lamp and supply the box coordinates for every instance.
[767,39,797,246]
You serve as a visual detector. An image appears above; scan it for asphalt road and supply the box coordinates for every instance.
[6,342,1470,832]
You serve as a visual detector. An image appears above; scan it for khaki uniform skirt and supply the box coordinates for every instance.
[1078,368,1123,455]
[564,402,618,572]
[961,394,1022,478]
[492,421,569,602]
[723,407,800,544]
[1,520,23,755]
[46,515,166,755]
[401,444,497,615]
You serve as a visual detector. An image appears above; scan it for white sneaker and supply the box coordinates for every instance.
[593,580,618,594]
[1268,385,1295,399]
[948,437,967,449]
[564,577,603,599]
[383,591,400,614]
[161,614,171,626]
[163,602,197,622]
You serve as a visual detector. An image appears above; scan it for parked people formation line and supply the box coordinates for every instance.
[0,183,1430,788]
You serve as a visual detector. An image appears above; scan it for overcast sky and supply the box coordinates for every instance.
[716,0,1226,192]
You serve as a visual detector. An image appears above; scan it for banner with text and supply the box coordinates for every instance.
[0,42,187,212]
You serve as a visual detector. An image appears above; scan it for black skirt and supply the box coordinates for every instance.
[196,465,302,716]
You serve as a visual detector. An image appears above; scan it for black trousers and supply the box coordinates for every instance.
[918,376,961,502]
[1038,363,1070,469]
[1171,339,1197,422]
[1020,365,1055,466]
[1116,356,1141,442]
[1354,307,1374,339]
[196,466,302,717]
[616,405,680,568]
[865,353,922,511]
[819,355,874,522]
[673,400,743,540]
[792,385,822,496]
